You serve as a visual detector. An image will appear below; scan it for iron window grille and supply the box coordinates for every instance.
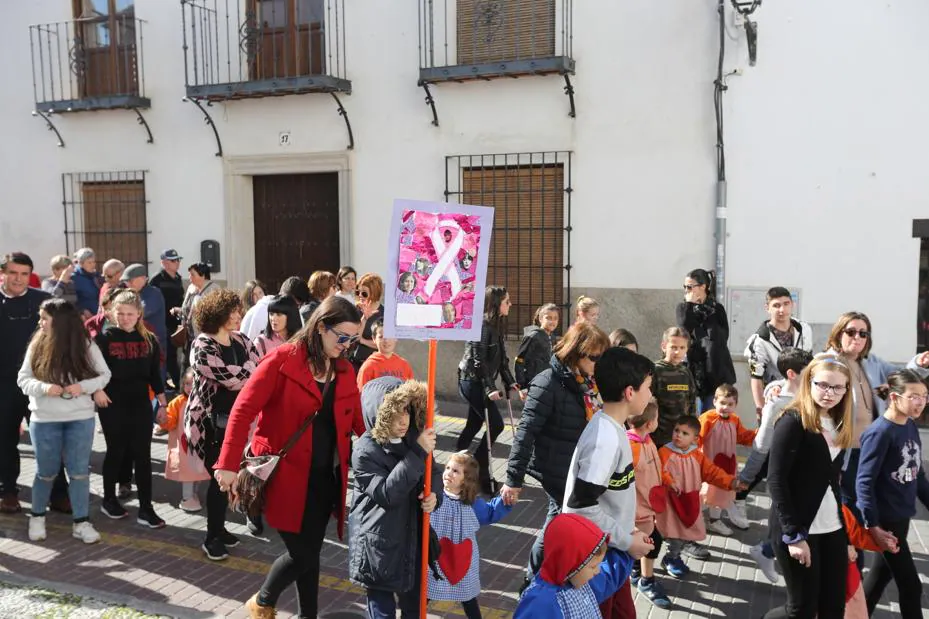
[419,0,574,82]
[446,151,572,336]
[62,171,150,267]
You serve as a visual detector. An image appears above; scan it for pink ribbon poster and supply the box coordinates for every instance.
[384,198,494,341]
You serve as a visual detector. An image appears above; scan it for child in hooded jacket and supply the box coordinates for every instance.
[657,416,740,576]
[515,303,560,390]
[515,513,633,619]
[348,377,442,619]
[160,368,210,512]
[427,451,512,618]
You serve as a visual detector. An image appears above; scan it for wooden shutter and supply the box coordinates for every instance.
[461,164,564,334]
[81,181,148,266]
[457,0,555,65]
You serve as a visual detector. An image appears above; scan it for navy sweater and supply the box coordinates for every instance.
[0,288,50,381]
[856,416,929,528]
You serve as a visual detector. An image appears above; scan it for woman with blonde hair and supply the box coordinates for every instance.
[763,354,855,618]
[94,290,168,528]
[350,273,384,371]
[574,295,600,325]
[500,320,611,587]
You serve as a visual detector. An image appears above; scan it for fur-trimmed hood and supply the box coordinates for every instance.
[364,378,429,444]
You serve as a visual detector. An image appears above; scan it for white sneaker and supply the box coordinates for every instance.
[72,521,101,544]
[28,515,47,541]
[708,506,722,520]
[750,542,780,584]
[179,496,202,513]
[726,500,750,530]
[707,518,733,536]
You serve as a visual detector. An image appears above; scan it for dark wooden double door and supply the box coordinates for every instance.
[253,172,340,295]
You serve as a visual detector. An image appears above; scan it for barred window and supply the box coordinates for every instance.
[446,152,572,336]
[63,171,149,267]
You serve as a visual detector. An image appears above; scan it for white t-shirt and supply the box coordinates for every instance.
[809,415,842,535]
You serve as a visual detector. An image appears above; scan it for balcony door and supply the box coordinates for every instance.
[248,0,326,80]
[72,0,139,98]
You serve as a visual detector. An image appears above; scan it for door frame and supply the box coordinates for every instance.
[223,152,352,289]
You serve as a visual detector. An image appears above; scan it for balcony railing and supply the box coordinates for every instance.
[419,0,574,83]
[29,16,150,113]
[181,0,350,101]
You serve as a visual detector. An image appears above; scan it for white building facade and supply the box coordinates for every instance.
[2,0,928,398]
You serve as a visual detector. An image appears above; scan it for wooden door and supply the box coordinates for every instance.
[253,173,340,294]
[249,0,326,80]
[82,181,148,266]
[457,0,555,64]
[73,0,139,98]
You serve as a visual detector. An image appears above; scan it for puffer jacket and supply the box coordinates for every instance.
[514,325,557,388]
[676,300,737,399]
[459,319,516,396]
[348,379,443,592]
[505,355,587,504]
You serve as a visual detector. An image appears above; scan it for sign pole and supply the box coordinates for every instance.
[419,338,438,619]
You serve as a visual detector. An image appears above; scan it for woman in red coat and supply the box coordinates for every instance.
[213,296,365,618]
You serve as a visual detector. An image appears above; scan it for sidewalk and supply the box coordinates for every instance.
[0,399,925,617]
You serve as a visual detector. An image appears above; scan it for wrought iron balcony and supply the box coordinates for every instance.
[418,0,575,83]
[180,0,350,101]
[29,14,150,113]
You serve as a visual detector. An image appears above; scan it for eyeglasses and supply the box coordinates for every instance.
[812,381,848,396]
[895,393,929,403]
[843,328,870,339]
[326,326,360,346]
[683,284,702,291]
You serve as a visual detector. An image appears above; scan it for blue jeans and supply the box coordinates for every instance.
[29,418,95,521]
[527,491,562,579]
[366,588,419,619]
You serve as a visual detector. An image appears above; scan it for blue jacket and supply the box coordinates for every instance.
[139,284,167,361]
[72,267,101,315]
[514,549,633,619]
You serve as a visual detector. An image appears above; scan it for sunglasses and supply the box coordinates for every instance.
[326,326,360,346]
[357,290,370,299]
[843,328,870,339]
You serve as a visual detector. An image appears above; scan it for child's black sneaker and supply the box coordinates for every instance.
[137,506,166,529]
[630,567,642,586]
[100,497,128,519]
[202,537,229,561]
[637,576,672,608]
[247,514,264,536]
[219,529,240,548]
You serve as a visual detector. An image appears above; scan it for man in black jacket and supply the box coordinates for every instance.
[149,249,184,388]
[0,252,69,514]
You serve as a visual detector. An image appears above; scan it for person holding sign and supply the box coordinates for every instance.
[457,286,518,495]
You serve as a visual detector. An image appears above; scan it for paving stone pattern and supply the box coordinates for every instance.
[0,400,926,618]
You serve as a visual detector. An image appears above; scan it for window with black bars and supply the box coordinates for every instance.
[446,152,572,336]
[62,171,149,267]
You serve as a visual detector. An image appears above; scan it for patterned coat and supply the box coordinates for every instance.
[183,331,260,462]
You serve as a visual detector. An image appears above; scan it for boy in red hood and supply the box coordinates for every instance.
[515,514,633,618]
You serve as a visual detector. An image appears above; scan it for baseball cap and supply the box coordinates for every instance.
[160,249,182,261]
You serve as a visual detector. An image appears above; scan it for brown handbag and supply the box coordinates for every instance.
[170,324,188,348]
[229,376,331,518]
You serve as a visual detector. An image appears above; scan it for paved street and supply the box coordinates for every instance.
[0,400,926,618]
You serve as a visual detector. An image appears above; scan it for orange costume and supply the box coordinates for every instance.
[698,410,755,509]
[627,430,665,536]
[656,444,734,541]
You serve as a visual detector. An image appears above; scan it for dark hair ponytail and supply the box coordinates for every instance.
[686,268,717,301]
[483,286,508,330]
[884,369,927,401]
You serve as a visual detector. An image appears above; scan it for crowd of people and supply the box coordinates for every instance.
[2,248,929,619]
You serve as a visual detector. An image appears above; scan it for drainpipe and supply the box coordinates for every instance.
[714,0,728,295]
[715,181,727,295]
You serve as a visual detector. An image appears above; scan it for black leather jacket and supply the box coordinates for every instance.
[458,319,516,396]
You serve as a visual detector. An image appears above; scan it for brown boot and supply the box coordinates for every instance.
[245,593,276,618]
[0,495,21,514]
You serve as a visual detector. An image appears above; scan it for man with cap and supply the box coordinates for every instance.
[150,250,185,388]
[123,264,167,382]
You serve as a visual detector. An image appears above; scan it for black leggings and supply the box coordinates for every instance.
[456,379,503,482]
[203,429,229,541]
[864,519,924,619]
[258,468,336,618]
[100,404,153,507]
[763,528,847,619]
[736,458,767,501]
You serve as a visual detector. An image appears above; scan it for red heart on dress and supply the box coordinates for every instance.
[438,537,473,586]
[649,485,668,514]
[714,452,737,476]
[668,490,702,528]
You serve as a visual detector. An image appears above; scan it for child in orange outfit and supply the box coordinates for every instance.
[657,415,741,577]
[160,368,210,512]
[626,401,672,609]
[698,384,756,535]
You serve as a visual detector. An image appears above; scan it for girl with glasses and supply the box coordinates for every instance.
[350,273,384,372]
[855,369,929,618]
[763,355,855,619]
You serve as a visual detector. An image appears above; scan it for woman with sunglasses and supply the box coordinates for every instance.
[499,321,611,590]
[350,273,384,372]
[213,296,366,618]
[676,268,736,413]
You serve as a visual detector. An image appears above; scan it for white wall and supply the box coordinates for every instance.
[2,1,928,359]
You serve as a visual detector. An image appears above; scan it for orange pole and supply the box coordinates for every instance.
[419,338,437,619]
